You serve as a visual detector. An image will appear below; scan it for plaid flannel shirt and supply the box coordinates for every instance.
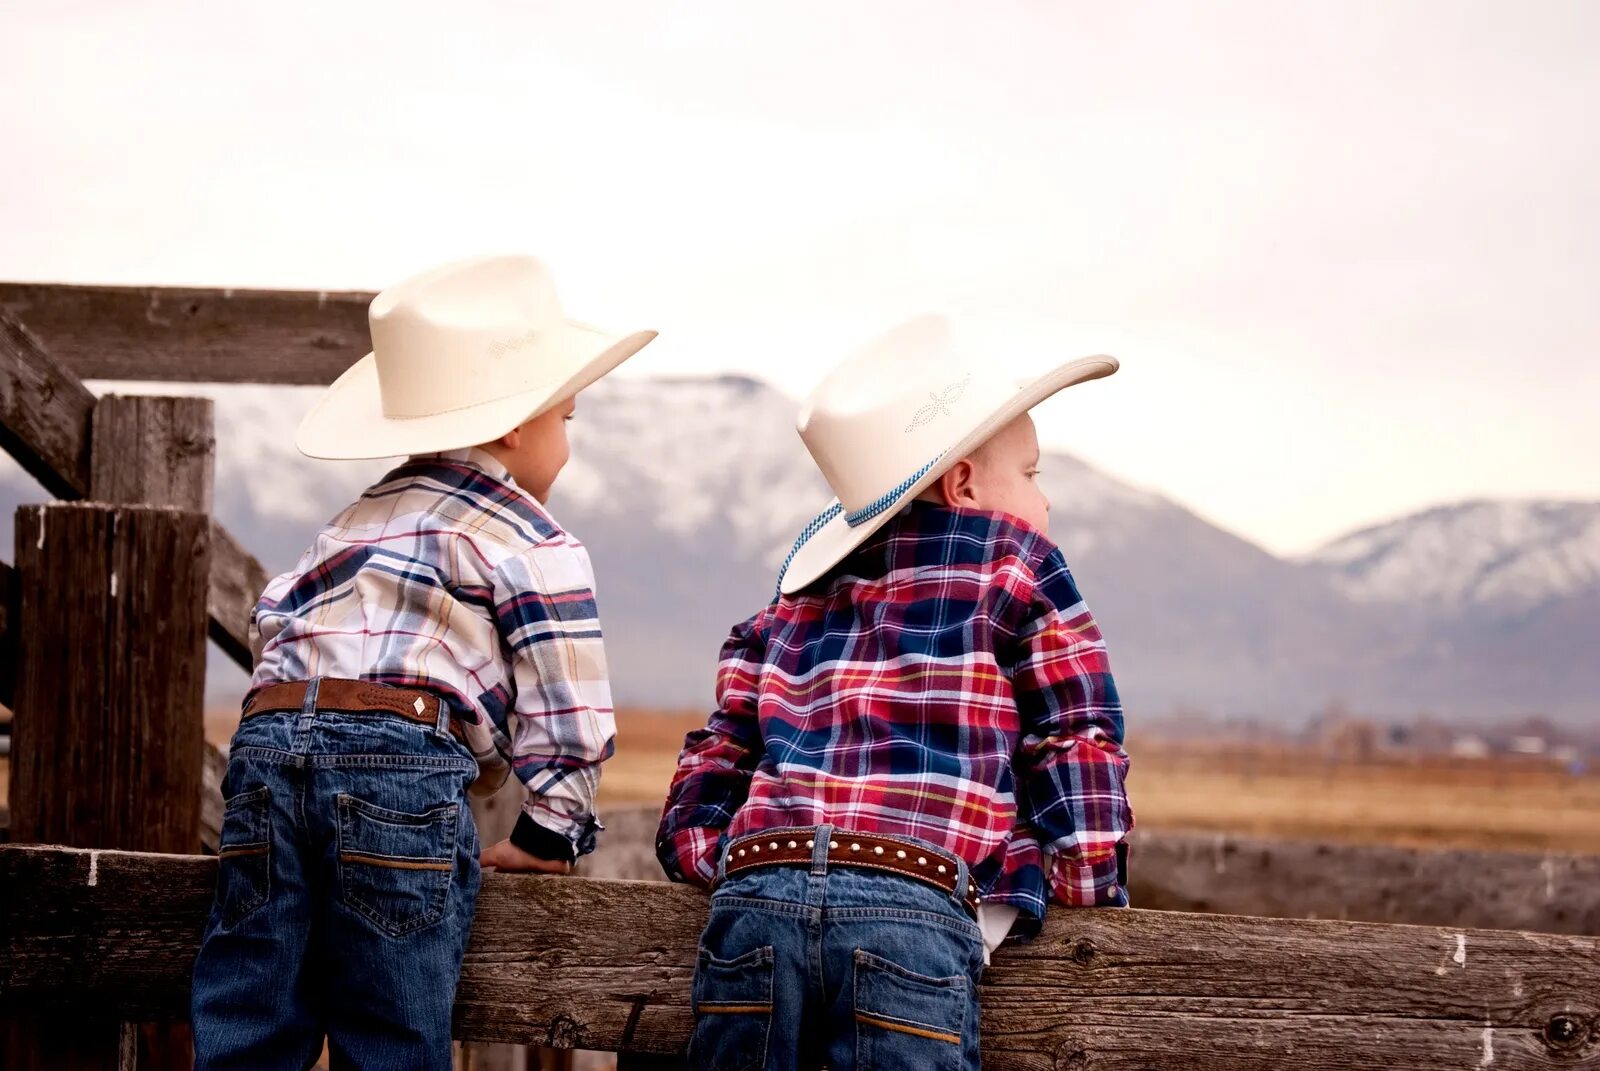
[657,501,1132,922]
[250,447,615,861]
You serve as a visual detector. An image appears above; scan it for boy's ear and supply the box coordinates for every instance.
[497,425,522,450]
[936,458,979,507]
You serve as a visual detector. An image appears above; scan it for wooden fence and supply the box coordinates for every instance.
[7,845,1600,1070]
[0,282,1597,1069]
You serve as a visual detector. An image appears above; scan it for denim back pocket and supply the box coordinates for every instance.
[853,949,969,1071]
[689,944,775,1071]
[336,794,457,937]
[216,786,272,927]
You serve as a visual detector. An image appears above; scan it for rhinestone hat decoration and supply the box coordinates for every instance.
[904,374,973,433]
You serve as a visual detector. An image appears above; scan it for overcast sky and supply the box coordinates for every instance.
[2,1,1596,555]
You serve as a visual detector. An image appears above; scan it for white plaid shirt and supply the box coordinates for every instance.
[250,447,615,856]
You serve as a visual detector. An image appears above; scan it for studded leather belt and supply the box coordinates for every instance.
[241,679,464,743]
[720,828,980,918]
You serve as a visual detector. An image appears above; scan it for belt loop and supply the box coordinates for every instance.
[299,676,322,720]
[811,824,833,876]
[954,855,972,907]
[433,693,451,736]
[291,676,322,751]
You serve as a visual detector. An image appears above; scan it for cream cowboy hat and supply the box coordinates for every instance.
[777,315,1119,595]
[296,254,656,459]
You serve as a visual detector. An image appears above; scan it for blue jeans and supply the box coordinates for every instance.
[191,682,481,1071]
[690,825,985,1071]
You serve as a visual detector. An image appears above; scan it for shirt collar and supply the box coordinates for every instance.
[414,446,572,533]
[417,445,514,484]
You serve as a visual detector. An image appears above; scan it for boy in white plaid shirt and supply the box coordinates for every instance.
[191,256,654,1071]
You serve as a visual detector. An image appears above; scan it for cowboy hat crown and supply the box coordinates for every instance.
[296,254,656,460]
[778,315,1118,595]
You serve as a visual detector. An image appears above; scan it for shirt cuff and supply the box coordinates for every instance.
[509,811,588,863]
[659,827,720,888]
[1050,844,1129,907]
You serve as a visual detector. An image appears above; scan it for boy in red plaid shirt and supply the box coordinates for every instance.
[657,316,1132,1071]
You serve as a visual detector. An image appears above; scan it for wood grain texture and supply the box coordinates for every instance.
[0,308,96,497]
[6,507,210,1070]
[7,506,210,852]
[82,392,214,1070]
[199,743,226,855]
[0,282,372,386]
[0,558,16,707]
[90,395,216,513]
[206,520,266,669]
[3,742,225,855]
[3,845,1597,1069]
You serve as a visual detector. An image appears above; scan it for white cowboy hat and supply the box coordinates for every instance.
[777,315,1118,595]
[296,254,656,459]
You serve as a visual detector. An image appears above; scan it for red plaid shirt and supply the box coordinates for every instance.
[657,502,1132,922]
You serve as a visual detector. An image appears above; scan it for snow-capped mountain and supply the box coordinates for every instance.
[1307,500,1600,615]
[0,374,1591,723]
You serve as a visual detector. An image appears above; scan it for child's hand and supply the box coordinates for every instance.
[480,839,573,874]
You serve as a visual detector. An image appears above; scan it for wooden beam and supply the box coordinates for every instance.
[0,309,95,498]
[0,310,264,671]
[0,559,16,707]
[82,398,215,1068]
[3,845,1597,1068]
[0,282,371,386]
[206,521,266,668]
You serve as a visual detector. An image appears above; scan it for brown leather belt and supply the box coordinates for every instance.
[720,828,980,918]
[241,679,463,743]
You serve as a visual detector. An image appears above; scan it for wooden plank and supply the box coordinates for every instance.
[206,520,266,668]
[0,308,95,497]
[86,398,213,1069]
[1131,828,1600,936]
[2,742,224,854]
[0,282,371,386]
[3,846,1597,1069]
[199,743,226,855]
[90,395,216,513]
[0,559,16,707]
[8,505,210,850]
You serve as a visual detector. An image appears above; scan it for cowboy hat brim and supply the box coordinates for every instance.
[295,323,657,460]
[777,354,1119,595]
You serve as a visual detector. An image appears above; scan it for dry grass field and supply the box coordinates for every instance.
[6,706,1595,857]
[602,709,1600,855]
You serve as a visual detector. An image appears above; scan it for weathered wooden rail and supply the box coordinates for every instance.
[4,845,1598,1069]
[0,281,374,386]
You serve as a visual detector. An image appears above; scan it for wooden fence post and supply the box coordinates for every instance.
[7,503,210,848]
[90,395,215,513]
[7,397,216,1062]
[4,502,211,1069]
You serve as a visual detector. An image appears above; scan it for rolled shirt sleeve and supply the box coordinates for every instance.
[492,538,616,861]
[656,610,770,887]
[1009,546,1133,907]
